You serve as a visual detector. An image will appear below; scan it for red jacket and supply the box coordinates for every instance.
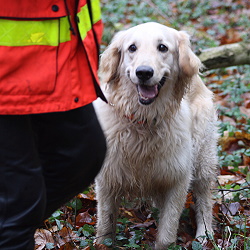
[0,0,106,114]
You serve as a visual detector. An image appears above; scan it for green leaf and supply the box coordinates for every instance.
[48,210,63,223]
[103,238,113,246]
[82,224,95,237]
[80,240,88,247]
[51,210,63,218]
[116,235,128,241]
[124,243,140,248]
[55,219,62,231]
[167,245,182,250]
[192,241,203,250]
[45,243,55,249]
[233,184,241,190]
[244,149,250,157]
[246,171,250,183]
[66,198,82,211]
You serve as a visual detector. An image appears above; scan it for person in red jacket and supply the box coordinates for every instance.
[0,0,106,249]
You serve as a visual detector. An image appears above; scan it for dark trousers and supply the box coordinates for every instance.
[0,104,106,249]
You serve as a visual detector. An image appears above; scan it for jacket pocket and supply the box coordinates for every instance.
[0,18,69,96]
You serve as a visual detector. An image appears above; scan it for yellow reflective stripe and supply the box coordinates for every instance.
[77,0,102,40]
[91,0,102,24]
[60,17,71,43]
[77,5,91,41]
[0,0,102,47]
[0,17,70,47]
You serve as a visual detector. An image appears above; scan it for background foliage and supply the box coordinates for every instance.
[35,0,250,249]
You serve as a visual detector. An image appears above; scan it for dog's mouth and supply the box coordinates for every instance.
[137,85,158,105]
[136,76,166,105]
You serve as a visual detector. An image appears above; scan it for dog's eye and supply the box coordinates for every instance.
[128,44,137,53]
[158,44,168,53]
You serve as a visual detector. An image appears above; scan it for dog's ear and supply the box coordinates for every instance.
[99,31,125,84]
[173,31,202,103]
[178,31,202,77]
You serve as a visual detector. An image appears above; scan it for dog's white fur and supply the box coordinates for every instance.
[94,22,218,249]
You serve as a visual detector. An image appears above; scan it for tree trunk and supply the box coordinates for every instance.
[197,42,250,71]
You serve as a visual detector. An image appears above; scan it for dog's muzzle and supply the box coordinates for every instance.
[135,66,166,105]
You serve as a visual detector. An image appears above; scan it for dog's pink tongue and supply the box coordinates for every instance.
[138,85,158,98]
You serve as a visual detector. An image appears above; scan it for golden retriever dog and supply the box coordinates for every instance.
[94,22,218,249]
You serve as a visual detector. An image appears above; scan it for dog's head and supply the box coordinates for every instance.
[100,22,201,106]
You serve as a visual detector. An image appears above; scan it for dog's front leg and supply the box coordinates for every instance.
[95,183,120,245]
[154,182,190,250]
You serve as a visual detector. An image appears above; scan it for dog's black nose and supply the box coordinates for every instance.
[136,66,154,81]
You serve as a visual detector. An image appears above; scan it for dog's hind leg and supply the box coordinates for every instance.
[193,179,214,240]
[95,183,120,245]
[192,142,218,241]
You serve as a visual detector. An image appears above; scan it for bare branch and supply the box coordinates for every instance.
[213,186,250,193]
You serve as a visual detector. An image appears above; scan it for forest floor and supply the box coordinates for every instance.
[35,0,250,249]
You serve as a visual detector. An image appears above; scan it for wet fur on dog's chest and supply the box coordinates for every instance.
[101,110,194,198]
